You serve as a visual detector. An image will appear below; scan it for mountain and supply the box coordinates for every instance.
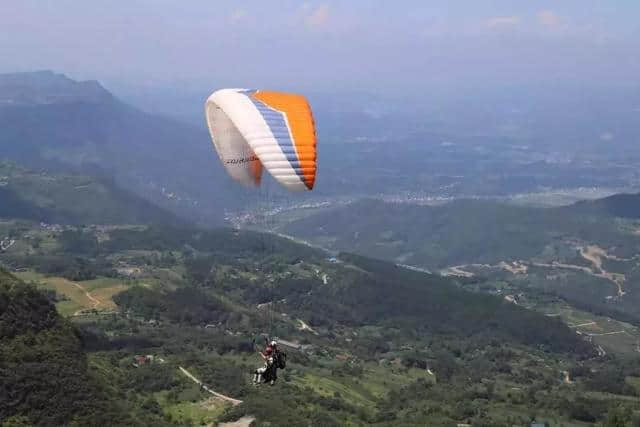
[0,267,95,425]
[283,197,640,325]
[2,72,640,424]
[0,160,181,225]
[99,226,590,354]
[2,71,638,222]
[0,70,112,105]
[285,197,640,268]
[0,71,233,225]
[0,268,171,426]
[2,220,638,426]
[568,192,640,218]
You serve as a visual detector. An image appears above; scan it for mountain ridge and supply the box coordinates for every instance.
[0,268,163,426]
[0,70,113,106]
[568,191,640,218]
[0,160,182,225]
[0,71,232,225]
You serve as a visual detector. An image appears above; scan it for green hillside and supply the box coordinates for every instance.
[0,161,181,225]
[0,268,172,426]
[568,192,640,218]
[283,197,640,329]
[3,222,639,425]
[0,71,232,224]
[102,227,590,354]
[284,198,640,268]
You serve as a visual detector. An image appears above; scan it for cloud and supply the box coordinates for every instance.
[305,4,330,30]
[537,10,560,29]
[230,8,247,24]
[486,16,521,29]
[600,132,615,141]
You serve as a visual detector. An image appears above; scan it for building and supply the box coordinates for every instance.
[133,355,154,365]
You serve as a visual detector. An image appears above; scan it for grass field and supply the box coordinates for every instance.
[292,362,434,413]
[15,270,129,316]
[551,304,640,355]
[158,389,229,426]
[87,352,231,426]
[626,376,640,394]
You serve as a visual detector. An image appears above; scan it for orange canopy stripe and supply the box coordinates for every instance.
[251,91,317,189]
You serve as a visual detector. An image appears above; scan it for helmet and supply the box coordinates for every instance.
[270,340,277,347]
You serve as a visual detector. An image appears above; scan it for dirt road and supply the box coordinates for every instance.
[219,416,256,427]
[578,245,626,297]
[441,261,527,277]
[441,265,474,277]
[178,366,243,406]
[586,330,626,337]
[72,282,101,315]
[569,322,596,328]
[440,245,627,298]
[297,319,318,335]
[530,258,625,298]
[274,232,333,255]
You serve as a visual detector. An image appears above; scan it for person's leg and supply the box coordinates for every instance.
[254,367,265,384]
[269,368,277,385]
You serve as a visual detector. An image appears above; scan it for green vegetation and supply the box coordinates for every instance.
[285,199,640,268]
[0,268,170,426]
[0,71,234,224]
[3,221,640,425]
[3,70,640,426]
[284,198,640,325]
[0,160,181,225]
[571,192,640,219]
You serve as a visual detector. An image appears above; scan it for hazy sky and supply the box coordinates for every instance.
[2,1,639,93]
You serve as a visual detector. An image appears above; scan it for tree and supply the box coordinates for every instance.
[603,405,633,427]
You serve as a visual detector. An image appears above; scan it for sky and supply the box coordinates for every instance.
[1,1,639,94]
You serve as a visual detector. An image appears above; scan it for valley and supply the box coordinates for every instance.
[2,71,640,425]
[3,217,640,426]
[2,152,640,424]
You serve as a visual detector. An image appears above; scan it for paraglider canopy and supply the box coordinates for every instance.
[205,89,317,192]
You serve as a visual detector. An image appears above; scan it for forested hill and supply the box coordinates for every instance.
[284,197,640,268]
[0,71,232,225]
[0,268,169,426]
[27,223,590,356]
[282,196,640,330]
[0,161,182,225]
[2,222,631,425]
[566,192,640,218]
[332,253,593,355]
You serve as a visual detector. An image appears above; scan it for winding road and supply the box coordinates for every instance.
[178,366,243,406]
[72,282,101,315]
[442,243,629,299]
[219,416,256,427]
[297,318,318,335]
